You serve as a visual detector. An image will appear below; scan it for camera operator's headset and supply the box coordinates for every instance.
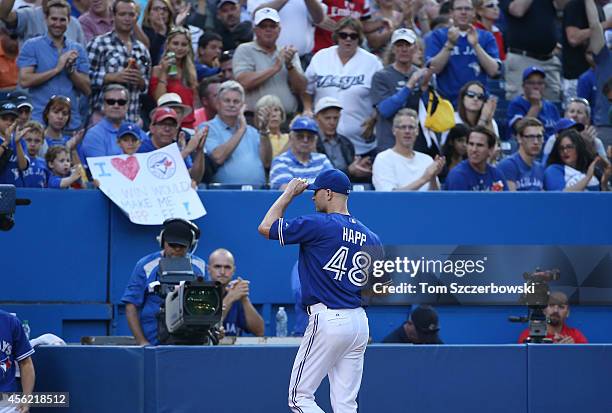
[157,218,201,254]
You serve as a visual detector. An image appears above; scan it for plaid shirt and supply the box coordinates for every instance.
[87,31,151,123]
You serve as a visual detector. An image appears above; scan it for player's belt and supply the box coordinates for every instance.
[306,303,328,315]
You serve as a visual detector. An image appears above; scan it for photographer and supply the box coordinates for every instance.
[518,291,588,344]
[121,218,207,346]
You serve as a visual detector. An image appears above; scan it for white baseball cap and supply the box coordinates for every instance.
[314,96,343,115]
[391,28,417,45]
[254,7,281,25]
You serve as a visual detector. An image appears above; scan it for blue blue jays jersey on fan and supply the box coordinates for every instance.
[223,299,247,336]
[270,213,382,309]
[20,157,48,188]
[121,251,208,345]
[0,310,34,392]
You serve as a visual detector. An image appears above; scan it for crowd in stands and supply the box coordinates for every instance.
[0,0,610,191]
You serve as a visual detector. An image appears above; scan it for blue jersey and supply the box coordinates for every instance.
[270,213,382,309]
[0,137,29,186]
[121,251,207,345]
[444,159,508,191]
[0,310,34,392]
[507,96,560,138]
[223,299,247,336]
[497,152,544,191]
[544,164,600,191]
[20,157,48,188]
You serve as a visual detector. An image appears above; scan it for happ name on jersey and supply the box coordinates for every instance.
[343,227,366,246]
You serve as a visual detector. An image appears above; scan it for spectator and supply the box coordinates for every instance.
[314,96,372,181]
[304,18,383,156]
[151,26,200,129]
[497,116,545,190]
[247,0,323,66]
[0,0,85,45]
[10,90,33,130]
[42,96,84,155]
[560,0,607,103]
[233,7,306,118]
[78,0,113,42]
[500,0,564,102]
[454,81,499,137]
[0,310,35,410]
[139,106,205,182]
[207,248,265,337]
[116,122,142,155]
[544,128,610,191]
[87,0,151,125]
[0,102,28,185]
[473,0,505,60]
[141,0,173,66]
[0,27,18,91]
[195,76,221,124]
[21,120,49,187]
[444,125,507,190]
[439,123,469,182]
[196,31,222,80]
[45,145,83,188]
[372,108,445,191]
[518,291,588,343]
[508,66,561,138]
[372,28,429,152]
[542,118,585,164]
[203,80,271,185]
[154,92,194,132]
[219,49,233,80]
[212,0,253,52]
[269,115,333,189]
[382,305,443,344]
[425,0,500,105]
[121,219,208,346]
[254,94,288,158]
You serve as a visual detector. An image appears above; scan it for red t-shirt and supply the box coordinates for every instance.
[313,0,371,53]
[473,21,506,61]
[150,76,196,129]
[518,324,588,344]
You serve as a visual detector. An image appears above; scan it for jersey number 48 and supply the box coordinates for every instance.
[323,247,372,287]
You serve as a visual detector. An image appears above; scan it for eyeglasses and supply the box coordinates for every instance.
[483,2,499,7]
[292,132,316,141]
[559,143,576,151]
[105,98,128,106]
[337,32,359,41]
[521,134,544,141]
[152,5,169,12]
[465,90,486,101]
[453,6,473,11]
[394,124,418,131]
[156,122,178,129]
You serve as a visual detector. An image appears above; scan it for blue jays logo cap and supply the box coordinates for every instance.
[291,116,319,134]
[522,66,546,81]
[117,122,142,140]
[308,169,351,195]
[555,118,584,133]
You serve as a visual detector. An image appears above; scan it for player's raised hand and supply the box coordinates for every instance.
[284,178,309,197]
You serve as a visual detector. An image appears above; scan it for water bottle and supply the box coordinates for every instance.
[276,307,288,337]
[167,52,178,77]
[22,320,30,340]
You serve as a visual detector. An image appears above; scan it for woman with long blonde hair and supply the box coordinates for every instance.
[150,26,200,129]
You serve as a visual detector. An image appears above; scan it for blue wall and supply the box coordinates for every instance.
[2,189,612,342]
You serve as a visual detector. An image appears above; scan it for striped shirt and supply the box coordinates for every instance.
[269,149,333,189]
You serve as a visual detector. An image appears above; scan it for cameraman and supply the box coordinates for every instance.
[121,219,207,346]
[518,291,588,344]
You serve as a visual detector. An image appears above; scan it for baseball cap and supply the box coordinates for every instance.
[522,66,546,81]
[163,220,194,247]
[291,116,319,133]
[555,118,585,133]
[410,305,440,334]
[314,97,343,115]
[10,91,33,110]
[0,101,18,117]
[391,28,417,45]
[156,92,192,117]
[216,0,238,8]
[254,7,280,25]
[117,122,142,140]
[308,169,351,195]
[151,106,178,124]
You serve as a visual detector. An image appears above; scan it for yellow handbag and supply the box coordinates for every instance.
[424,88,455,133]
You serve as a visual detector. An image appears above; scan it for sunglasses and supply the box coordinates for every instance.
[465,90,486,101]
[337,32,359,41]
[105,98,128,106]
[50,95,71,104]
[483,2,499,7]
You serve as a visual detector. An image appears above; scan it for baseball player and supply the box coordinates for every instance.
[258,169,382,413]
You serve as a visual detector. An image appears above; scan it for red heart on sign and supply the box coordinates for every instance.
[111,156,140,181]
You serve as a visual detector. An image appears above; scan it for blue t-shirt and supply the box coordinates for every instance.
[444,159,508,191]
[120,251,208,345]
[269,213,383,309]
[497,152,544,191]
[544,163,600,191]
[47,173,66,189]
[592,47,611,127]
[269,150,333,189]
[577,68,596,123]
[46,135,71,149]
[20,157,48,188]
[0,310,34,392]
[425,28,500,104]
[223,298,247,336]
[0,136,29,186]
[507,96,560,138]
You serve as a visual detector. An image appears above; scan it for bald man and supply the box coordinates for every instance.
[208,248,265,337]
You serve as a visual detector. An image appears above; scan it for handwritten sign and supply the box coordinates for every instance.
[87,143,206,225]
